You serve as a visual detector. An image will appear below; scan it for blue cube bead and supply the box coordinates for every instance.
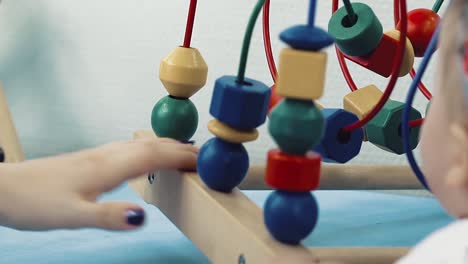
[314,109,363,163]
[197,137,249,193]
[210,76,271,130]
[280,25,335,51]
[264,191,319,245]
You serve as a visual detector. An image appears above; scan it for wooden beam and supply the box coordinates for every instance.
[0,83,24,162]
[129,130,317,264]
[312,247,409,264]
[241,165,423,190]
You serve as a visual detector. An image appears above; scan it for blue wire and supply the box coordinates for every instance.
[402,25,441,191]
[308,0,316,26]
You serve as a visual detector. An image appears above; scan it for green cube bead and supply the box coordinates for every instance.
[366,100,422,155]
[328,2,383,57]
[268,99,325,155]
[151,96,198,142]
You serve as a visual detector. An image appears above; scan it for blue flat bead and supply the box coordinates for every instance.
[280,25,335,51]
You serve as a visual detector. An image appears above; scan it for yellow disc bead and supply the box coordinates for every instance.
[385,29,415,77]
[343,85,383,141]
[208,119,259,143]
[276,48,327,101]
[159,46,208,98]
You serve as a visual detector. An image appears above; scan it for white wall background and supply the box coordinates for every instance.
[0,0,442,165]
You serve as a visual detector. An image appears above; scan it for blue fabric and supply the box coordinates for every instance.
[0,185,453,264]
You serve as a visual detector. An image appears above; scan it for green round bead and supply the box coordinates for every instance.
[366,100,422,155]
[328,2,383,57]
[268,99,325,155]
[151,96,198,142]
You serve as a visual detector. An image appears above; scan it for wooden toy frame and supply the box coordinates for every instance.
[129,130,423,264]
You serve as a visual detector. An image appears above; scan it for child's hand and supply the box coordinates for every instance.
[0,137,198,231]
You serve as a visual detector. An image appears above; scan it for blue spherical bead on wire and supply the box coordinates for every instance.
[314,109,363,163]
[264,191,319,244]
[197,137,249,193]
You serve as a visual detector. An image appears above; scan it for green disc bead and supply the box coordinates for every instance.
[366,100,422,155]
[328,2,383,57]
[268,99,325,156]
[151,95,198,142]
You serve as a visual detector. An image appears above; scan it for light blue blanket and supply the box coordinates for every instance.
[0,186,452,264]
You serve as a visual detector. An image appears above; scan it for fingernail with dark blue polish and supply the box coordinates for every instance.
[126,209,145,226]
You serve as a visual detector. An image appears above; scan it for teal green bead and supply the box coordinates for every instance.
[268,99,325,155]
[366,100,422,155]
[151,96,198,142]
[328,2,383,57]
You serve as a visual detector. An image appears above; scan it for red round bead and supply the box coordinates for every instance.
[268,85,283,114]
[397,9,440,57]
[266,149,321,192]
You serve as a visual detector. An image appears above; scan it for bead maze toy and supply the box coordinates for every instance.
[129,0,444,263]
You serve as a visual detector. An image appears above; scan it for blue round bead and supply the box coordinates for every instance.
[314,109,363,163]
[280,25,335,51]
[210,76,271,131]
[197,137,249,193]
[264,191,319,244]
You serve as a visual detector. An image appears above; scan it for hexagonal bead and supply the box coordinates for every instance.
[159,46,208,98]
[385,29,415,77]
[343,85,382,141]
[280,25,334,51]
[151,96,198,142]
[209,76,271,130]
[366,100,422,154]
[207,119,259,144]
[266,149,321,192]
[276,48,327,100]
[328,2,383,56]
[268,99,325,156]
[314,109,363,163]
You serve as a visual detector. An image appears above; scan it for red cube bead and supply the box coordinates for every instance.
[266,149,321,192]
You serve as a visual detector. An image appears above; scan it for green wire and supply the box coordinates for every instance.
[342,0,358,25]
[432,0,444,13]
[237,0,266,84]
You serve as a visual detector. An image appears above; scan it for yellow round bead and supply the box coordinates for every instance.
[385,30,415,77]
[208,119,259,143]
[159,47,208,98]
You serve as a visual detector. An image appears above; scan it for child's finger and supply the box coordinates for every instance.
[79,201,146,231]
[80,141,198,192]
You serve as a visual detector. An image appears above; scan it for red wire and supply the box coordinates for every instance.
[410,69,432,99]
[394,0,433,100]
[409,118,425,127]
[183,0,198,48]
[263,0,278,83]
[342,0,408,133]
[332,1,358,92]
